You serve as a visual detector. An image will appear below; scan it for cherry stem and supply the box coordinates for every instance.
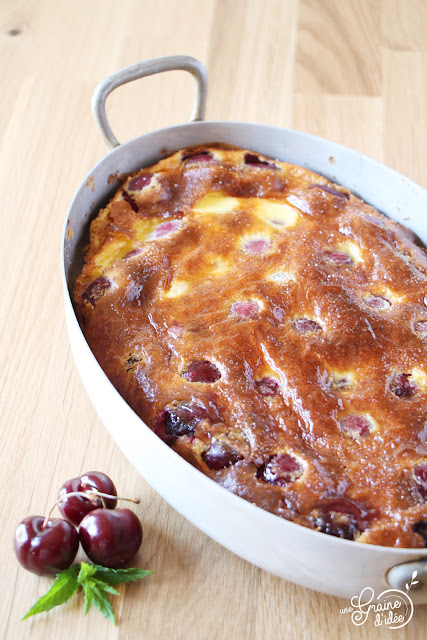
[42,490,141,529]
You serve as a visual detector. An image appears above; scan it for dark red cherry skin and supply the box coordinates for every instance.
[323,250,352,266]
[389,373,417,398]
[82,276,111,307]
[124,247,143,260]
[244,153,278,169]
[154,402,208,444]
[128,173,152,191]
[182,151,213,164]
[58,471,117,526]
[14,516,79,576]
[181,360,221,383]
[339,414,372,437]
[329,376,350,391]
[413,520,427,546]
[311,183,349,199]
[122,190,139,212]
[202,440,243,470]
[257,454,303,486]
[230,300,260,319]
[256,377,280,396]
[413,462,427,500]
[365,295,391,310]
[79,508,142,568]
[293,318,322,333]
[314,512,358,540]
[414,320,427,336]
[312,499,365,540]
[242,238,271,255]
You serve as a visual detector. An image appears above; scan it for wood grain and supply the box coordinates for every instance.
[1,1,426,638]
[295,0,381,95]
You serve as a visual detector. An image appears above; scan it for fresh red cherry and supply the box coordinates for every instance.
[14,516,79,576]
[58,471,118,526]
[79,508,143,568]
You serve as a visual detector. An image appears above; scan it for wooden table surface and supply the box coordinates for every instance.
[1,1,426,638]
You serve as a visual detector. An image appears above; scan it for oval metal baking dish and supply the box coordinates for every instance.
[62,55,427,602]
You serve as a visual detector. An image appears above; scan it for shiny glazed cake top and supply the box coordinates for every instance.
[74,145,427,548]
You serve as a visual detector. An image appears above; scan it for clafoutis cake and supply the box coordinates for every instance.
[74,145,427,548]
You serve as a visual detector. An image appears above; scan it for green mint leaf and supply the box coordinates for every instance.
[88,577,120,596]
[92,565,154,585]
[82,579,93,616]
[77,565,153,625]
[80,575,119,623]
[90,584,116,625]
[21,565,80,620]
[21,562,154,626]
[77,561,98,583]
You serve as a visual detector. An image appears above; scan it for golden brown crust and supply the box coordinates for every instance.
[74,145,427,547]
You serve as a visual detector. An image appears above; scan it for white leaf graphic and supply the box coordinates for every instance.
[413,580,419,585]
[405,583,409,591]
[412,570,418,580]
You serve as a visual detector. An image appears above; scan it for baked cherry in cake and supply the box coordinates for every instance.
[74,144,427,548]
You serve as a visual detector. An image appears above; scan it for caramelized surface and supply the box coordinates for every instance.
[74,145,427,547]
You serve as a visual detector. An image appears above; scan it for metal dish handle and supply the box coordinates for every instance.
[387,558,427,605]
[92,55,208,151]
